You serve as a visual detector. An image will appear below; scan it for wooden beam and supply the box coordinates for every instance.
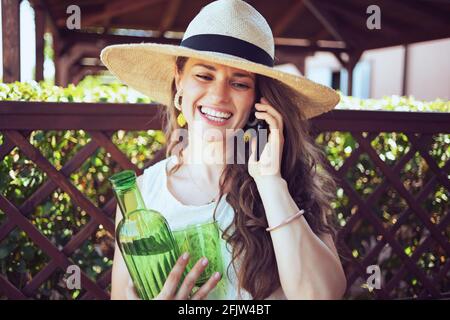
[35,3,46,82]
[159,0,182,35]
[325,0,450,50]
[303,0,354,49]
[332,52,347,67]
[72,0,165,27]
[61,30,180,45]
[66,43,106,67]
[78,65,107,72]
[303,0,345,42]
[56,42,104,86]
[60,30,348,56]
[273,0,306,37]
[327,0,401,38]
[275,42,346,56]
[29,0,60,36]
[2,0,20,82]
[396,0,450,26]
[311,28,329,42]
[2,102,450,134]
[361,28,450,51]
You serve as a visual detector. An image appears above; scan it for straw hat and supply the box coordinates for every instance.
[100,0,340,119]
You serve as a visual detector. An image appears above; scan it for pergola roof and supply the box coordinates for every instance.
[36,0,450,51]
[3,0,444,88]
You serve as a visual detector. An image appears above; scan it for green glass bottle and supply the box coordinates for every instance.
[109,170,180,299]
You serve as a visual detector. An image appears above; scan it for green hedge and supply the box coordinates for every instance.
[0,77,151,103]
[1,77,449,112]
[0,79,449,299]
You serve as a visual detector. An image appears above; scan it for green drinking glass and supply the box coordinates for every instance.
[172,221,224,286]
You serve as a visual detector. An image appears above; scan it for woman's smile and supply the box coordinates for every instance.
[196,104,235,127]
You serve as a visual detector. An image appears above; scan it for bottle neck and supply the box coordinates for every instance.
[114,184,146,218]
[109,170,147,218]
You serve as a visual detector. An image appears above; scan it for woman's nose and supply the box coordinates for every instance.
[209,80,230,103]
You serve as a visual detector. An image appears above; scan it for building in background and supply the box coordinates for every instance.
[305,38,450,100]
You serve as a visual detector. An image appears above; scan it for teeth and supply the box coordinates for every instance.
[205,114,226,122]
[200,106,232,119]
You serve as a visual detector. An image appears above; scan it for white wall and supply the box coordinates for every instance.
[305,52,339,87]
[305,38,450,100]
[407,38,450,100]
[361,46,404,98]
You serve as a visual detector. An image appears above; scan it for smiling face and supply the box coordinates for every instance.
[174,57,257,140]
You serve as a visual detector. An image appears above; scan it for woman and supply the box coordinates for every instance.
[102,0,346,300]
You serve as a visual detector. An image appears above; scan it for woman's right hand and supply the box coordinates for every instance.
[126,252,222,300]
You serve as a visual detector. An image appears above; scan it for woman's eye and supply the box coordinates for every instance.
[233,83,249,89]
[196,74,211,80]
[196,75,249,89]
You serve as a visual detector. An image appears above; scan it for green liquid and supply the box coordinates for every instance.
[116,210,180,300]
[121,240,178,300]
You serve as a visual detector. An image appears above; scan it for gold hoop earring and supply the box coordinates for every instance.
[174,89,186,127]
[174,89,183,110]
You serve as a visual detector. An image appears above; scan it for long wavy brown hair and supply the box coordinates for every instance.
[158,56,338,299]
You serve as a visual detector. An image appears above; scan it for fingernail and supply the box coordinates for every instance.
[214,272,221,280]
[202,257,208,266]
[182,252,189,260]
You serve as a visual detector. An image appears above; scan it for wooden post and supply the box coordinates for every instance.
[35,3,46,82]
[54,36,67,86]
[402,44,409,96]
[55,55,69,87]
[346,64,354,96]
[2,0,20,82]
[333,51,362,96]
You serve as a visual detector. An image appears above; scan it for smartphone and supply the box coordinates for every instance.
[243,90,269,161]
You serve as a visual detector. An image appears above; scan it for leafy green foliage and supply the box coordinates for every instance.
[0,77,152,103]
[337,94,450,112]
[319,129,449,299]
[0,79,162,299]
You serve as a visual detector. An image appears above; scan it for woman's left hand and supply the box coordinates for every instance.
[248,97,285,182]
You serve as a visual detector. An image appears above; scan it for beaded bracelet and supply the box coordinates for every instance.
[266,209,305,232]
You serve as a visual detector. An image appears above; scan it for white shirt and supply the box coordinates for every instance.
[141,155,286,300]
